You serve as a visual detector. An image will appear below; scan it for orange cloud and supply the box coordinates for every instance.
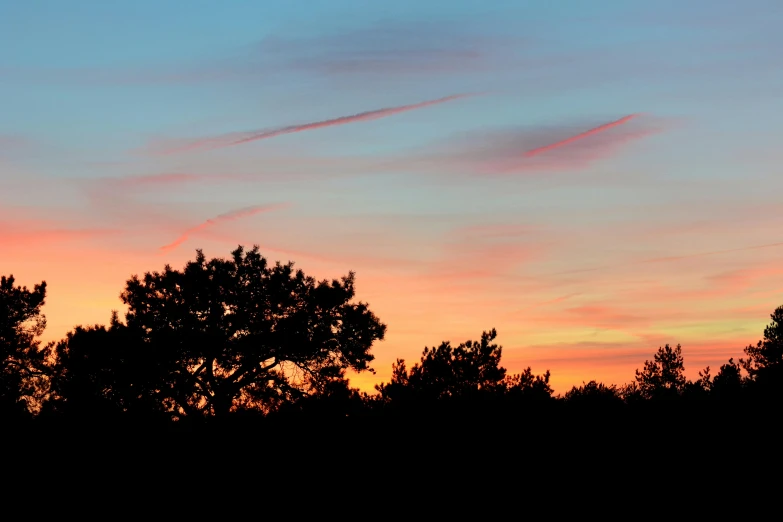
[0,223,119,247]
[0,213,120,253]
[503,334,756,393]
[564,305,652,330]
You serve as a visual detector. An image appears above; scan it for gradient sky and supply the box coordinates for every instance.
[2,0,782,393]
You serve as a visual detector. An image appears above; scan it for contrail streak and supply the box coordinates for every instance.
[160,203,288,252]
[230,93,475,146]
[523,114,639,158]
[159,93,477,154]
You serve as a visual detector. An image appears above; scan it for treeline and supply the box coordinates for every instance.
[2,245,782,426]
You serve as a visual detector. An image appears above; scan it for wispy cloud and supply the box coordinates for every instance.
[78,172,241,232]
[0,223,119,247]
[513,337,750,383]
[522,114,640,158]
[405,222,547,296]
[251,20,523,79]
[546,240,783,278]
[146,93,478,155]
[83,172,234,200]
[1,19,522,87]
[160,203,290,253]
[405,114,664,177]
[482,117,662,175]
[540,304,654,332]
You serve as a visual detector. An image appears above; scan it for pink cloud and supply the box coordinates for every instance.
[480,120,661,175]
[522,114,639,158]
[707,266,783,291]
[404,114,665,177]
[515,337,748,373]
[502,327,766,393]
[619,261,783,305]
[79,172,262,236]
[401,223,548,295]
[564,305,652,330]
[146,93,478,155]
[0,223,119,247]
[514,302,657,334]
[160,203,290,253]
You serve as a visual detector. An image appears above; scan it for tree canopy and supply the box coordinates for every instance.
[0,275,48,414]
[50,246,387,418]
[741,305,783,392]
[376,328,552,407]
[634,344,686,400]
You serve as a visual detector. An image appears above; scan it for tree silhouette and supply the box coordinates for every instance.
[741,305,783,392]
[710,358,743,402]
[680,365,712,400]
[376,329,507,403]
[634,344,686,400]
[376,329,553,411]
[503,367,553,401]
[46,313,173,419]
[0,275,49,416]
[564,380,623,407]
[51,246,386,418]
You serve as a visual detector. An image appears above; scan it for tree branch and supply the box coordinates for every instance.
[228,357,279,394]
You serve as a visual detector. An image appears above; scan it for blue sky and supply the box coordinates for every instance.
[1,0,782,391]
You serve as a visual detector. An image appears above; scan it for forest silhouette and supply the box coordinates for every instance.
[3,245,782,433]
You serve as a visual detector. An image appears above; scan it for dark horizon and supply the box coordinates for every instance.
[3,247,781,424]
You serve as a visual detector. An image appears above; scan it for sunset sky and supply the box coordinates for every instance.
[2,0,782,393]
